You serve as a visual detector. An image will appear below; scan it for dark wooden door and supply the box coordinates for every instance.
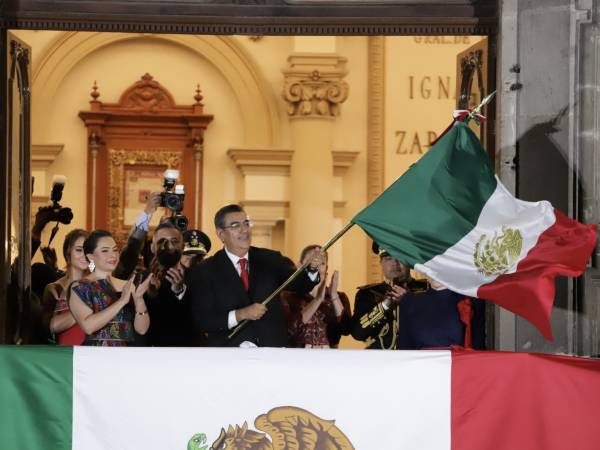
[1,32,32,344]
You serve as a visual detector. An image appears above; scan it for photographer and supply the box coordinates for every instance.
[14,176,72,344]
[143,222,196,346]
[32,175,73,259]
[113,191,161,280]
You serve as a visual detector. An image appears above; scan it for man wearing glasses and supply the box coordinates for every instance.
[188,204,323,347]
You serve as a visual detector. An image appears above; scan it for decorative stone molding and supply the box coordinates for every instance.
[332,150,359,176]
[31,144,64,169]
[240,200,289,245]
[282,54,349,117]
[227,148,294,176]
[367,36,386,283]
[240,200,289,223]
[333,200,346,218]
[2,1,499,36]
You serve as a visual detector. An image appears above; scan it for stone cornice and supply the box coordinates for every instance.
[227,148,294,176]
[1,2,498,35]
[332,150,359,176]
[240,200,290,227]
[31,144,64,169]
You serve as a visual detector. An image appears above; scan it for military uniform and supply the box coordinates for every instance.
[350,281,401,349]
[350,277,430,349]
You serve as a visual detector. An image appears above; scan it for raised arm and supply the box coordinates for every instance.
[68,279,134,335]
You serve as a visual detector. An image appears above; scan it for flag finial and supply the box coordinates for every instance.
[471,90,497,118]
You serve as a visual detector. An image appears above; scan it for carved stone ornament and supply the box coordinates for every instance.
[108,148,183,244]
[282,55,349,117]
[119,73,176,112]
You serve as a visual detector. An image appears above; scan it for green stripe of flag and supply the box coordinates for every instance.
[352,122,497,266]
[0,346,73,450]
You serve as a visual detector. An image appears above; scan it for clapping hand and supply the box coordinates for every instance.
[133,273,153,301]
[328,269,339,295]
[166,266,185,295]
[119,274,136,305]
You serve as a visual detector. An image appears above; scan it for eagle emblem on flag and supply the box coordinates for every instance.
[189,406,355,450]
[474,226,523,276]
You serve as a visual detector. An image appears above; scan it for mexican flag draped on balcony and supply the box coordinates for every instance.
[352,120,597,339]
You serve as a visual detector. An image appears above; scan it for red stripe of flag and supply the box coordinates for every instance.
[451,349,600,450]
[477,209,597,340]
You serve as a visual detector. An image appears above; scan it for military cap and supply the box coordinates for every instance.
[371,241,390,257]
[182,229,211,256]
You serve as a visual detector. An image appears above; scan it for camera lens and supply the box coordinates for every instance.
[164,193,183,211]
[169,214,188,231]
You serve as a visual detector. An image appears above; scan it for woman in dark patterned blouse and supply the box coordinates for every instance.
[69,230,152,346]
[281,245,351,348]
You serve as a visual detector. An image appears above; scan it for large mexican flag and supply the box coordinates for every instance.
[353,121,597,339]
[1,346,600,450]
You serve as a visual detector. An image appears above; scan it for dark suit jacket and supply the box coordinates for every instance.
[188,246,317,347]
[397,288,486,350]
[143,280,196,347]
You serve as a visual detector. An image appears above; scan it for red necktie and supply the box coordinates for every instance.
[239,258,249,291]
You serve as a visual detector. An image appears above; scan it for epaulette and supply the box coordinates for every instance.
[406,278,429,293]
[356,281,386,291]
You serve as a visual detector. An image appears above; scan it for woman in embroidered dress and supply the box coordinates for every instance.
[41,229,89,345]
[280,245,351,348]
[69,230,151,346]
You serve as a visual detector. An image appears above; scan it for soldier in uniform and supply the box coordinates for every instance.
[180,229,211,270]
[350,242,427,349]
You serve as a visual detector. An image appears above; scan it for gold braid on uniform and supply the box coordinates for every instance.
[378,305,399,350]
[359,286,400,350]
[358,287,390,329]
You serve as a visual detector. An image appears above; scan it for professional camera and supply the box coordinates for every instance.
[159,169,189,231]
[37,175,73,225]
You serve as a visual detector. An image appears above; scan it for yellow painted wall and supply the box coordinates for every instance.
[384,36,485,186]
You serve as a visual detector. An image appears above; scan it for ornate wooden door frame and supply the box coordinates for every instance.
[79,73,213,241]
[1,32,32,343]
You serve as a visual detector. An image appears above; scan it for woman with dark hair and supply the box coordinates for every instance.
[41,228,89,345]
[69,229,152,346]
[280,245,352,348]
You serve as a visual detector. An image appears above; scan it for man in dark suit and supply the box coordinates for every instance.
[188,204,322,347]
[143,222,193,346]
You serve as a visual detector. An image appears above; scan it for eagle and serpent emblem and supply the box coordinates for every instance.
[187,406,355,450]
[473,226,523,276]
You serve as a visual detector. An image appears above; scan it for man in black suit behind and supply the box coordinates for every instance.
[188,204,322,347]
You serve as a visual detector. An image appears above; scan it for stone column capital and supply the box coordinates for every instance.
[282,53,349,118]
